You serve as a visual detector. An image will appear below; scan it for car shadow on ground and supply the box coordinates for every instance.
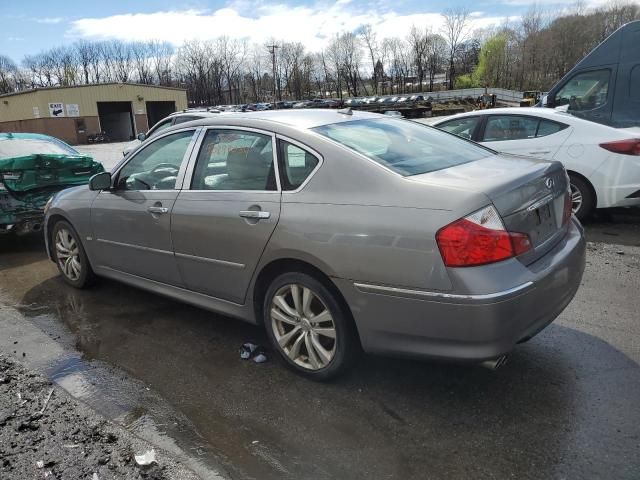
[0,234,48,270]
[14,274,640,480]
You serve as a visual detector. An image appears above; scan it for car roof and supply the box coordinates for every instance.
[170,108,385,130]
[430,107,612,128]
[168,110,221,118]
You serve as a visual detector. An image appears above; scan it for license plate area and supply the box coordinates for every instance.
[531,203,556,243]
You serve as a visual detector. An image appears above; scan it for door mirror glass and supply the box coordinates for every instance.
[89,172,112,191]
[540,94,548,107]
[137,132,146,141]
[116,130,194,191]
[191,130,276,191]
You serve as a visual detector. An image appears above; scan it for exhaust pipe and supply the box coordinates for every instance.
[480,355,509,371]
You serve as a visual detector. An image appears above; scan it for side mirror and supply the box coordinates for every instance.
[540,94,548,107]
[137,132,146,141]
[89,172,112,191]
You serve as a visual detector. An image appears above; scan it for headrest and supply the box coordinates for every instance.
[227,147,270,180]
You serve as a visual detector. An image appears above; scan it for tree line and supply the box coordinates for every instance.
[0,1,637,105]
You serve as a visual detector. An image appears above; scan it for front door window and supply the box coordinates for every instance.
[117,130,194,190]
[554,69,610,112]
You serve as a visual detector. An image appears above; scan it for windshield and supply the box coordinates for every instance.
[0,137,79,159]
[312,118,492,176]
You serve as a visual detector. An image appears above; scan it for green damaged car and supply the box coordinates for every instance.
[0,133,104,235]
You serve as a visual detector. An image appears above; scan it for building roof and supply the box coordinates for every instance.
[0,82,186,99]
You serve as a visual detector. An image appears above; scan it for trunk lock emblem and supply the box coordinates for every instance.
[545,178,554,189]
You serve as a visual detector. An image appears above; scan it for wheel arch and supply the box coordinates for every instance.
[45,213,72,261]
[567,169,598,208]
[251,257,360,342]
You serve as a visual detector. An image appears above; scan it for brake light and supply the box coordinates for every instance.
[599,139,640,156]
[436,205,532,267]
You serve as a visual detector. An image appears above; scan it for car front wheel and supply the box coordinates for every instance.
[52,220,95,289]
[263,272,358,380]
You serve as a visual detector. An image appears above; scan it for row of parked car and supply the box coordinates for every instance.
[344,95,428,107]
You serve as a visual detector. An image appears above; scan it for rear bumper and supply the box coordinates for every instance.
[335,217,586,361]
[592,154,640,208]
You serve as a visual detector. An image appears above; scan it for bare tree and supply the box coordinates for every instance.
[441,7,470,89]
[0,55,18,94]
[360,24,379,94]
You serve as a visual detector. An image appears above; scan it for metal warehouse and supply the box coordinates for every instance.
[0,83,188,145]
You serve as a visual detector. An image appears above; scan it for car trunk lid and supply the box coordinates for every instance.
[411,154,570,264]
[0,154,103,195]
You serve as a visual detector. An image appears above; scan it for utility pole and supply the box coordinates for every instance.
[266,43,280,109]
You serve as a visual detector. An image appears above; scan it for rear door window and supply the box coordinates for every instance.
[436,117,481,140]
[482,116,539,142]
[190,129,276,191]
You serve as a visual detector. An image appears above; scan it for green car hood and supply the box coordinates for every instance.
[0,153,104,194]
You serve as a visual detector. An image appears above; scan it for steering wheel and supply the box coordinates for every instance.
[569,95,582,111]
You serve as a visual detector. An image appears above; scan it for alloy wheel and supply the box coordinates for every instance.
[55,228,82,281]
[570,182,583,215]
[270,284,337,370]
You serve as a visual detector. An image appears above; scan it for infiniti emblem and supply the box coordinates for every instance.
[545,177,554,189]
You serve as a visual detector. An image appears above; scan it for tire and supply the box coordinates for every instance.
[263,272,359,380]
[569,173,595,222]
[51,220,95,289]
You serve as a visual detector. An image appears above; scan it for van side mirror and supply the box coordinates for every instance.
[137,132,146,141]
[89,172,112,191]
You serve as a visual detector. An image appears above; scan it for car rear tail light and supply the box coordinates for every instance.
[599,139,640,156]
[436,205,532,267]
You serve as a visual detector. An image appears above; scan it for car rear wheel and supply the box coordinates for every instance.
[569,174,595,221]
[52,220,95,289]
[263,272,358,380]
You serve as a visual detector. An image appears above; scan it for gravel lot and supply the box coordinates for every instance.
[0,353,200,480]
[75,142,131,172]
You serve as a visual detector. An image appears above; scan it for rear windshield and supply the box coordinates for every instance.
[0,138,79,159]
[312,118,492,176]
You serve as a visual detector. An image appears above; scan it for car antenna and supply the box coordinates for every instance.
[337,107,352,115]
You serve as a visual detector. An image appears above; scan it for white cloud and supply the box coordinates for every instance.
[35,17,64,24]
[67,3,507,51]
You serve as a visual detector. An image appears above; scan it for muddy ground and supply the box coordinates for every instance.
[0,353,200,480]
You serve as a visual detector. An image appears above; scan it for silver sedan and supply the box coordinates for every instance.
[44,110,586,380]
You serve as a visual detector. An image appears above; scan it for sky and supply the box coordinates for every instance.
[1,0,612,62]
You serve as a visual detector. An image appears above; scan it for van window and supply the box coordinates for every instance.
[555,69,610,111]
[630,65,640,100]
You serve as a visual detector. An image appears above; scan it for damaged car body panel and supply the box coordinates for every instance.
[0,133,104,235]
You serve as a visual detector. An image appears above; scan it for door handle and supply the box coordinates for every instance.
[528,150,551,154]
[239,210,270,219]
[147,206,169,214]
